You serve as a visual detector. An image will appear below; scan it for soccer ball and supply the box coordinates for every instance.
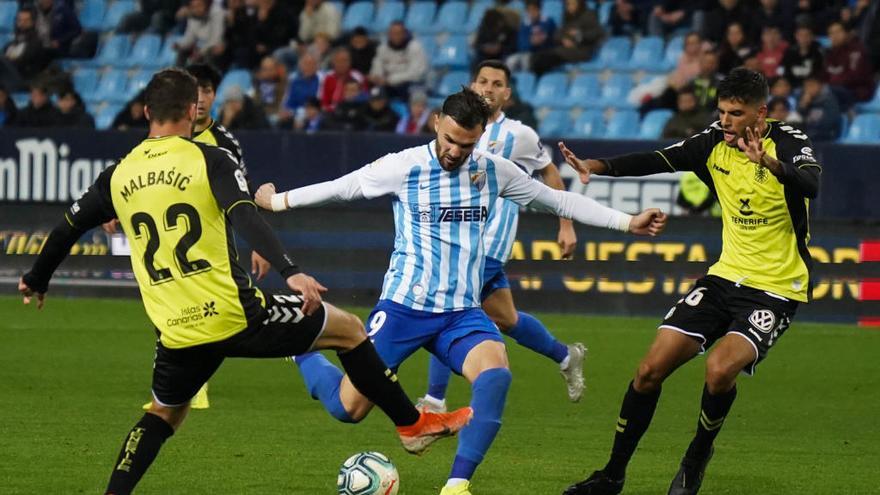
[336,451,400,495]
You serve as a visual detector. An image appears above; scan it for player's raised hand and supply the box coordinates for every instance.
[558,223,577,259]
[251,251,271,281]
[18,276,45,309]
[558,141,593,184]
[628,208,668,236]
[737,126,766,164]
[286,272,328,315]
[254,183,277,210]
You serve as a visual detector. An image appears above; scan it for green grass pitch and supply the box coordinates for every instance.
[1,295,878,494]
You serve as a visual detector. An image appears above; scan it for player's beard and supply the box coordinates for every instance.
[435,141,467,171]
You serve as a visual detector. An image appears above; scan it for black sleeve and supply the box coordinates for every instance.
[211,124,247,177]
[771,125,822,199]
[22,165,118,293]
[202,145,300,278]
[602,123,720,177]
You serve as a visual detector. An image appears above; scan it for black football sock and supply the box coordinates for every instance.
[338,339,420,427]
[603,381,662,480]
[684,384,737,460]
[105,413,174,494]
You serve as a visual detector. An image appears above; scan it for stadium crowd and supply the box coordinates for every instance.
[1,0,879,141]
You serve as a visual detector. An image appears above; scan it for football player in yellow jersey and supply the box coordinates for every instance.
[18,68,472,494]
[559,68,821,495]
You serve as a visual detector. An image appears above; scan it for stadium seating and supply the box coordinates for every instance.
[405,2,436,34]
[639,109,674,139]
[543,0,563,26]
[597,0,613,25]
[342,1,374,32]
[145,35,178,69]
[464,1,492,33]
[124,34,162,68]
[565,73,601,107]
[431,1,468,34]
[579,36,632,72]
[85,69,129,104]
[0,31,11,48]
[372,0,405,33]
[73,68,100,96]
[214,69,254,110]
[87,34,131,68]
[126,69,152,100]
[627,36,667,72]
[595,73,634,109]
[856,87,880,114]
[102,0,136,32]
[842,114,880,143]
[95,103,123,130]
[432,34,470,69]
[512,71,536,103]
[79,0,107,31]
[529,73,568,108]
[418,35,436,60]
[436,70,470,97]
[569,109,604,138]
[1,1,18,33]
[663,34,685,71]
[605,110,640,139]
[538,109,571,137]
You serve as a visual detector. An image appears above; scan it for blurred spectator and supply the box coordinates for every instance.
[718,22,755,75]
[118,0,179,34]
[506,0,557,71]
[825,20,876,109]
[279,52,321,124]
[769,76,797,110]
[304,32,333,70]
[768,95,802,123]
[346,27,377,75]
[702,0,749,44]
[854,0,880,70]
[749,0,791,41]
[530,0,604,75]
[254,55,287,122]
[1,8,47,91]
[648,0,689,38]
[793,0,841,35]
[797,74,842,141]
[475,2,520,65]
[217,0,248,69]
[781,22,824,89]
[0,84,18,126]
[55,87,94,128]
[668,32,704,91]
[369,21,427,101]
[12,83,61,127]
[396,90,430,134]
[113,92,149,130]
[34,0,81,57]
[320,47,367,111]
[420,107,440,134]
[662,87,712,139]
[361,86,399,132]
[755,25,788,79]
[299,0,341,44]
[676,172,717,216]
[226,0,292,70]
[610,0,652,37]
[219,85,270,129]
[691,49,722,111]
[174,0,225,67]
[323,78,366,131]
[293,96,324,132]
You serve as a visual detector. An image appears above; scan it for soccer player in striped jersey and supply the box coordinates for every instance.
[418,60,586,415]
[255,88,668,495]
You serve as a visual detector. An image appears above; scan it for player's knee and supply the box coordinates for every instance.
[492,313,518,332]
[634,361,665,392]
[705,359,738,394]
[336,311,367,351]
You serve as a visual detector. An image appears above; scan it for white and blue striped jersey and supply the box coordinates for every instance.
[478,113,552,263]
[356,142,549,313]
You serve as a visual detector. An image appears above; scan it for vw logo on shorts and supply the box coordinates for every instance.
[749,309,776,333]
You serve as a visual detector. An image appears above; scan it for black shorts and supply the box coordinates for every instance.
[660,275,798,375]
[151,292,327,406]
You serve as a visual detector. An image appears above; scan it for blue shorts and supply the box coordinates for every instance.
[480,257,510,301]
[366,300,504,374]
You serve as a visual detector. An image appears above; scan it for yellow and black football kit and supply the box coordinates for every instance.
[193,119,247,176]
[23,136,325,404]
[600,119,821,371]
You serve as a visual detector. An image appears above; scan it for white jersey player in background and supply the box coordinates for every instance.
[419,60,587,413]
[255,88,667,495]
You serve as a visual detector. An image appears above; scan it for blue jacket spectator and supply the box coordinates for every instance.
[518,0,556,53]
[797,74,842,142]
[280,53,321,121]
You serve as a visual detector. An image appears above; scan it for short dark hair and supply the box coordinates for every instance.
[441,87,492,130]
[185,63,221,91]
[717,67,768,106]
[768,96,790,111]
[144,68,198,123]
[473,59,511,86]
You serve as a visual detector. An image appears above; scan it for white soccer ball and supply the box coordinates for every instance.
[336,451,400,495]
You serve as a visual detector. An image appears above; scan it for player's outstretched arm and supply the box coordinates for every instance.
[256,171,367,212]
